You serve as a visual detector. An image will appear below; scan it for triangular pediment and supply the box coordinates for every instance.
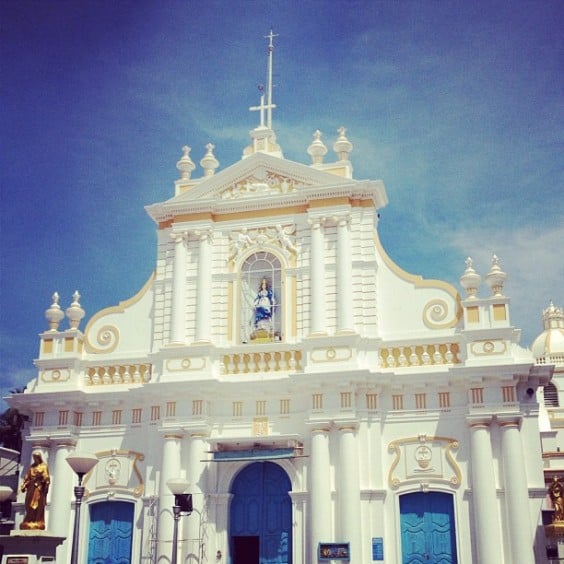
[174,152,356,203]
[146,152,388,224]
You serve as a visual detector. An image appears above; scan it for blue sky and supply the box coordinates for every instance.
[1,1,563,403]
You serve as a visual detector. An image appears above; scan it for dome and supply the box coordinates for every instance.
[531,301,564,362]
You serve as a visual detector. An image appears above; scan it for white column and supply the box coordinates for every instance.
[310,426,332,559]
[186,434,207,562]
[336,216,354,333]
[157,433,183,564]
[309,218,326,335]
[48,441,75,537]
[209,493,231,562]
[195,230,212,343]
[289,491,308,564]
[170,232,187,344]
[337,425,361,562]
[469,421,503,563]
[500,419,534,564]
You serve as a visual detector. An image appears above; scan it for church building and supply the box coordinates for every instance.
[7,33,557,564]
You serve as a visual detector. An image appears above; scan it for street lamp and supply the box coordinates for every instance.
[166,477,192,564]
[66,452,99,564]
[0,486,13,534]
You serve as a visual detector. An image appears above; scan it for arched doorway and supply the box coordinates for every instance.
[399,491,457,564]
[230,461,292,564]
[87,500,134,564]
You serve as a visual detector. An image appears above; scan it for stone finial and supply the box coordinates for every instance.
[333,126,353,161]
[45,292,64,331]
[485,254,507,296]
[176,146,195,180]
[307,130,328,165]
[459,257,481,299]
[200,143,219,177]
[66,291,85,330]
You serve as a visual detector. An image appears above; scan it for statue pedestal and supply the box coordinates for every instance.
[0,531,65,564]
[545,521,564,538]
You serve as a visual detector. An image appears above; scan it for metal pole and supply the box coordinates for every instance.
[171,504,181,564]
[70,479,85,564]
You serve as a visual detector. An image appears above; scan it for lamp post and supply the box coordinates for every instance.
[66,452,99,564]
[166,477,192,564]
[0,485,13,534]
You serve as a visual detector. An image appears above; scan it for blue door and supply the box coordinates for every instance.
[230,462,292,564]
[87,501,134,564]
[400,492,457,564]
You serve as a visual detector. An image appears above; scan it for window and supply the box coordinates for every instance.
[240,252,282,343]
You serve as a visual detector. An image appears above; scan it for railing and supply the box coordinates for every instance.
[221,350,302,374]
[85,364,152,386]
[379,343,460,368]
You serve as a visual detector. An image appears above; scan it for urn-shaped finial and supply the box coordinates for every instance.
[66,290,85,330]
[307,130,328,165]
[45,292,64,331]
[485,254,507,296]
[200,143,219,177]
[459,257,482,299]
[176,146,196,180]
[333,126,353,161]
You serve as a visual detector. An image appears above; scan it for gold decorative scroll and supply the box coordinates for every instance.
[388,435,461,489]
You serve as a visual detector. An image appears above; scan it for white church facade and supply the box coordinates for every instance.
[7,34,559,564]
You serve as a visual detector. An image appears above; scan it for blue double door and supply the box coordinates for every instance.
[87,501,134,564]
[400,492,457,564]
[230,462,292,564]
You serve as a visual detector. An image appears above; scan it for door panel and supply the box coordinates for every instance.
[230,462,292,564]
[88,501,134,564]
[400,492,457,564]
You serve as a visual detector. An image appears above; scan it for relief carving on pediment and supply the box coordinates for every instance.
[220,170,311,200]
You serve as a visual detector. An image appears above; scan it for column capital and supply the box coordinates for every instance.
[192,227,213,243]
[170,230,188,243]
[467,414,494,428]
[51,439,77,449]
[334,213,352,227]
[497,415,522,428]
[306,420,331,434]
[307,215,326,228]
[336,419,359,433]
[159,427,185,439]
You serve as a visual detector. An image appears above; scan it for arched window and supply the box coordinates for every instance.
[544,382,559,408]
[240,252,282,343]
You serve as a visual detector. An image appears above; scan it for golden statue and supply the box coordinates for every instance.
[20,451,50,530]
[549,476,564,523]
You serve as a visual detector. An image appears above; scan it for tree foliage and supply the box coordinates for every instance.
[0,388,27,454]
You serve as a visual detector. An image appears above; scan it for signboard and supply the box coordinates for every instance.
[318,543,350,561]
[372,537,384,561]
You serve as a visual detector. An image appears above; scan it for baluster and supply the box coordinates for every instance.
[123,365,131,383]
[398,347,408,367]
[421,347,431,365]
[133,365,142,383]
[91,367,101,385]
[102,367,112,384]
